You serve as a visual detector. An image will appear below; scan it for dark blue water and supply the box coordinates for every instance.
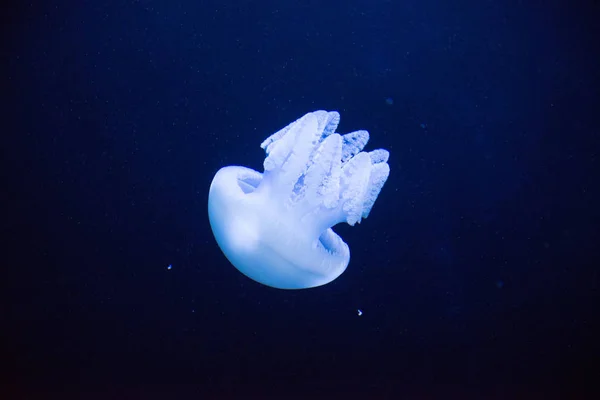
[3,0,598,398]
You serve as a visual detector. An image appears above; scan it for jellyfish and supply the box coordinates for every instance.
[208,110,390,289]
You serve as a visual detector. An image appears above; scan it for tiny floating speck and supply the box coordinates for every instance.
[357,309,363,316]
[167,264,172,270]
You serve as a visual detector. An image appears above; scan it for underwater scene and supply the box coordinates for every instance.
[3,0,598,398]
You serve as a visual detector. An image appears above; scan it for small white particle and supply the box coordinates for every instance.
[167,264,172,270]
[357,309,363,316]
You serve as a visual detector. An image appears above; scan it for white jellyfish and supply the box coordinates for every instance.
[208,111,390,289]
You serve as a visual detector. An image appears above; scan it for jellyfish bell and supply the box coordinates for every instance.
[208,165,350,289]
[208,111,390,289]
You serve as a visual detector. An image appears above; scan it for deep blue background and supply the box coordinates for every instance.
[3,0,599,398]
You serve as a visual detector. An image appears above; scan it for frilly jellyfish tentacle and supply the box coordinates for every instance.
[208,110,390,289]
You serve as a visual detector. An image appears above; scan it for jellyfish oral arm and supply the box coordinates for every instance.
[208,111,390,289]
